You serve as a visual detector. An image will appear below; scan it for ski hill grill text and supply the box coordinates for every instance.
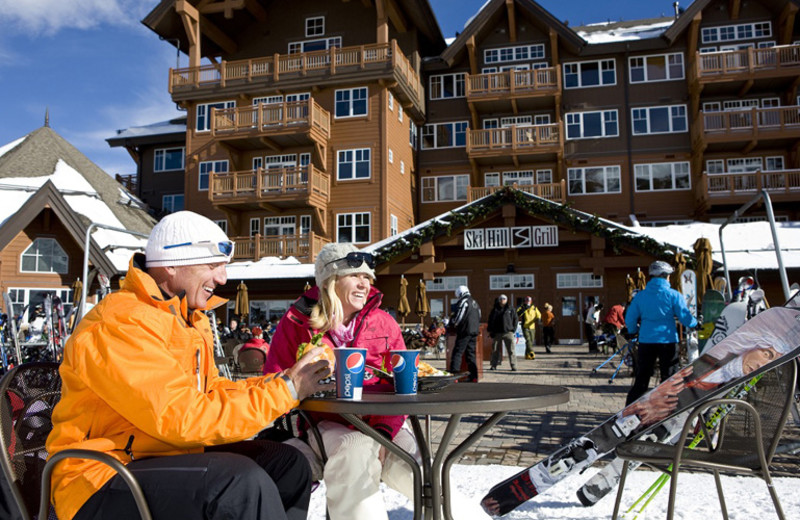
[464,226,558,250]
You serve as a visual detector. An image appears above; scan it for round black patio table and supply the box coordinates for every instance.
[301,382,569,520]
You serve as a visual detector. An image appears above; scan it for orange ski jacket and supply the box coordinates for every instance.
[46,255,297,519]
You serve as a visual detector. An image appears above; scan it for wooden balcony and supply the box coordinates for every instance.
[694,106,800,150]
[699,169,800,209]
[169,40,425,120]
[467,181,566,204]
[115,173,137,193]
[466,68,560,111]
[695,45,800,85]
[467,124,563,164]
[230,232,330,263]
[210,166,329,212]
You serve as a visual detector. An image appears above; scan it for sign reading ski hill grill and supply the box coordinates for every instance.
[464,225,558,250]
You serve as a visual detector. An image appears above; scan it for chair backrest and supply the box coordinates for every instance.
[0,362,61,520]
[237,348,266,373]
[729,360,797,463]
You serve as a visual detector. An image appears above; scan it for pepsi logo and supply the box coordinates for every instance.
[391,353,405,372]
[345,352,365,373]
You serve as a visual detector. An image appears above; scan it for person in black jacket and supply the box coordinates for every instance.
[488,294,519,371]
[448,285,481,382]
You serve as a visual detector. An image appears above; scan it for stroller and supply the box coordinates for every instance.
[591,330,637,384]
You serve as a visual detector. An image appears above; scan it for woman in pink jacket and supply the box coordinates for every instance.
[264,243,416,520]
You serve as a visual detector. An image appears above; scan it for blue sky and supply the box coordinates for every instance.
[0,0,691,176]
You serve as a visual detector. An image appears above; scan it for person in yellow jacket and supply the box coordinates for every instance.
[46,211,333,520]
[516,296,541,360]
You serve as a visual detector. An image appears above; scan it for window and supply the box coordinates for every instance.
[337,148,371,180]
[337,212,371,243]
[706,159,725,173]
[631,105,688,135]
[390,214,398,236]
[421,121,468,149]
[568,166,621,195]
[701,21,771,44]
[501,171,534,185]
[264,216,296,236]
[563,59,616,88]
[21,238,68,274]
[410,123,417,147]
[388,92,394,111]
[288,36,341,54]
[400,161,405,174]
[250,218,260,236]
[335,87,368,118]
[629,53,684,83]
[566,110,618,139]
[500,115,532,127]
[484,43,545,64]
[300,215,312,235]
[766,156,785,171]
[727,157,762,172]
[388,149,393,164]
[305,16,324,37]
[214,220,228,234]
[490,274,534,290]
[162,194,184,213]
[154,147,185,172]
[485,172,500,187]
[634,162,691,191]
[398,108,403,122]
[421,175,469,202]
[7,288,73,322]
[557,273,603,288]
[198,160,228,191]
[196,101,235,132]
[536,169,553,184]
[426,276,468,292]
[429,73,466,99]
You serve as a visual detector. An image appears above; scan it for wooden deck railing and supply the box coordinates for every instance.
[468,181,566,203]
[230,232,330,262]
[697,106,800,136]
[467,123,562,155]
[704,169,800,197]
[209,99,330,139]
[210,166,329,202]
[115,174,137,193]
[466,67,560,98]
[170,40,423,107]
[696,44,800,78]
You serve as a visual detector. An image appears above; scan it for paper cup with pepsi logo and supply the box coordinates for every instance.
[333,348,367,400]
[390,350,420,395]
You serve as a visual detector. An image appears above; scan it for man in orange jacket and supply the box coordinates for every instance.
[46,211,333,520]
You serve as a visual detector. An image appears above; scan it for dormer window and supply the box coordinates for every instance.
[306,16,324,37]
[21,238,68,274]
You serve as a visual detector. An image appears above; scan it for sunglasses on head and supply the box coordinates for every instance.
[164,240,235,257]
[325,251,376,269]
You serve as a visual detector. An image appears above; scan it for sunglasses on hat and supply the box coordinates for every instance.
[164,240,235,257]
[325,251,376,269]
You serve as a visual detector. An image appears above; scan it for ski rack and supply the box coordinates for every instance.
[78,223,148,325]
[718,190,791,302]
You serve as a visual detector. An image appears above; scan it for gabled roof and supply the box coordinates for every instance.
[0,181,121,277]
[440,0,585,67]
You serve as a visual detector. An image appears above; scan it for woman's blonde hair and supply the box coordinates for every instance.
[309,276,344,333]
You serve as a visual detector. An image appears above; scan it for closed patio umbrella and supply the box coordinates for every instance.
[415,279,429,320]
[625,274,636,303]
[235,281,249,322]
[304,281,311,292]
[397,276,411,323]
[672,251,687,292]
[693,237,714,304]
[636,269,647,291]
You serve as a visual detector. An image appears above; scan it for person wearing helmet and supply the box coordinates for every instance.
[449,285,481,382]
[624,260,697,405]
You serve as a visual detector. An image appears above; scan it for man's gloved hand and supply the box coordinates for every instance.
[694,315,704,330]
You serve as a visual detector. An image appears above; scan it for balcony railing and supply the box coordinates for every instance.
[210,166,329,204]
[696,44,800,79]
[468,181,566,204]
[169,40,423,108]
[466,67,560,98]
[210,99,330,139]
[230,232,330,262]
[698,106,800,139]
[115,173,137,193]
[704,169,800,198]
[467,124,562,156]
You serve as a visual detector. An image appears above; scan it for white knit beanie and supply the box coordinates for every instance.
[145,211,233,268]
[314,243,375,288]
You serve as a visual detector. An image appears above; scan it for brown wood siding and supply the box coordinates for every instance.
[384,88,417,235]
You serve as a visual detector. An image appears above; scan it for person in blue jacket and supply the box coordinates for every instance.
[624,260,698,405]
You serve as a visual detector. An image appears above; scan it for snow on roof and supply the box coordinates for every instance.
[0,159,147,271]
[225,256,315,281]
[0,136,26,159]
[576,19,673,43]
[462,0,494,33]
[110,118,187,140]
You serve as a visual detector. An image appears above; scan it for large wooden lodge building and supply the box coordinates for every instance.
[102,0,800,341]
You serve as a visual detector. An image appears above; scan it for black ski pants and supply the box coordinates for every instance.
[626,342,680,405]
[74,439,311,520]
[450,333,478,382]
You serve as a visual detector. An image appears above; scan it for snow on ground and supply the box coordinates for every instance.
[308,464,800,519]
